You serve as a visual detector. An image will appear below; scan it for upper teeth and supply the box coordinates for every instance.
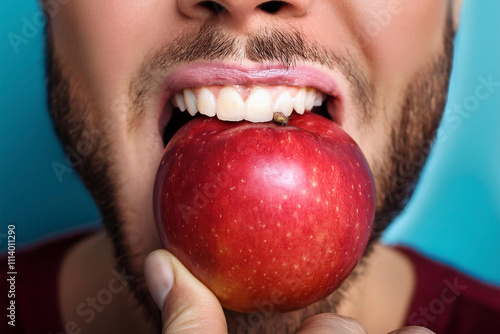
[170,86,326,122]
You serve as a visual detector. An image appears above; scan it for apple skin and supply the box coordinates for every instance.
[154,112,375,313]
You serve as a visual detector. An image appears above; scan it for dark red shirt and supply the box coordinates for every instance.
[1,231,91,334]
[397,246,500,333]
[2,234,499,333]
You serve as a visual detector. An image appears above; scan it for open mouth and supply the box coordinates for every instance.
[162,85,336,147]
[159,63,343,147]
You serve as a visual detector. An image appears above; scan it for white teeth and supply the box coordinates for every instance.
[274,91,294,116]
[197,88,216,117]
[216,87,245,121]
[184,89,198,116]
[175,93,186,112]
[170,86,327,122]
[245,88,273,122]
[305,88,316,111]
[313,94,323,107]
[294,88,306,115]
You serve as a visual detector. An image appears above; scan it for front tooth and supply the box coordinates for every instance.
[305,89,316,111]
[294,88,306,114]
[184,89,198,116]
[245,88,273,122]
[197,88,216,117]
[175,93,186,112]
[216,87,245,121]
[274,91,294,116]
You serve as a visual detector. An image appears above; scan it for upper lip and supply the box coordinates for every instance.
[158,61,344,129]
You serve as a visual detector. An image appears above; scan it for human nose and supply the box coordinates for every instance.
[177,0,312,23]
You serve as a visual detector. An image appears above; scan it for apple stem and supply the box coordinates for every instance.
[273,112,289,126]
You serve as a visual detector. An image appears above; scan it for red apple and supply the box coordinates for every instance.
[154,112,375,313]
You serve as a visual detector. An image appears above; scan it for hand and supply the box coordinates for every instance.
[144,249,227,333]
[144,250,434,334]
[297,315,434,334]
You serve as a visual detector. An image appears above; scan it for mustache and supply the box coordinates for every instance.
[150,23,336,68]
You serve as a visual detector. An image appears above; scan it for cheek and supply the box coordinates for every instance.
[107,122,165,267]
[50,1,178,263]
[106,96,166,261]
[340,1,447,172]
[51,0,182,103]
[361,0,448,81]
[303,1,447,78]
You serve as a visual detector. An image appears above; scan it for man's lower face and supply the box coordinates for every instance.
[47,1,454,332]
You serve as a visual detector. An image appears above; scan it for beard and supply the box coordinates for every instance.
[46,13,454,334]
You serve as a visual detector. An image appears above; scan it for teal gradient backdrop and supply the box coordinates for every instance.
[1,1,499,285]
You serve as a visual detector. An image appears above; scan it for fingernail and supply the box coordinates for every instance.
[329,317,367,334]
[144,250,174,309]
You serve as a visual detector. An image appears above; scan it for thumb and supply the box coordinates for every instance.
[144,250,227,334]
[296,314,367,334]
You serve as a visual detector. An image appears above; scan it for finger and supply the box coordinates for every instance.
[388,326,435,334]
[296,313,367,334]
[144,250,227,334]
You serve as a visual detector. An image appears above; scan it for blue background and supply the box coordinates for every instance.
[1,1,499,285]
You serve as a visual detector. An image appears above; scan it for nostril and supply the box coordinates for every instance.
[198,1,226,14]
[258,1,288,14]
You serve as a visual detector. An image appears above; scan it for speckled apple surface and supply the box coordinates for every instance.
[154,112,375,312]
